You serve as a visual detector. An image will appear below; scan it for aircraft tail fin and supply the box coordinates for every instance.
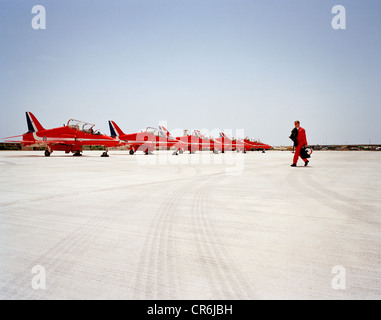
[26,112,45,132]
[108,121,125,138]
[193,130,203,138]
[159,126,171,138]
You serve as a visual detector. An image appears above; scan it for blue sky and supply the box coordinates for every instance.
[1,0,380,145]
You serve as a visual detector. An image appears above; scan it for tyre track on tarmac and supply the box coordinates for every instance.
[0,184,158,300]
[133,183,188,299]
[191,178,253,299]
[133,166,204,299]
[0,175,202,208]
[133,171,253,300]
[3,160,265,299]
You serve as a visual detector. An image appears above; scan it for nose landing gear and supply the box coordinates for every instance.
[101,150,109,157]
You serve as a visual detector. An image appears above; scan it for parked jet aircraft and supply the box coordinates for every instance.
[215,133,253,153]
[244,137,272,152]
[108,121,184,155]
[3,112,122,157]
[159,127,221,154]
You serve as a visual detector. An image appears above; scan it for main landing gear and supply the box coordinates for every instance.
[173,149,186,155]
[44,150,51,157]
[129,149,135,155]
[73,151,83,157]
[101,150,109,157]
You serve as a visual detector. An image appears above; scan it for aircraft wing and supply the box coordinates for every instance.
[3,140,77,146]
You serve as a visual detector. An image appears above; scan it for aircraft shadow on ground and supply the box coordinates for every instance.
[3,154,92,158]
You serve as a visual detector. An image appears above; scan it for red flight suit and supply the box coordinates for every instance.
[293,127,308,165]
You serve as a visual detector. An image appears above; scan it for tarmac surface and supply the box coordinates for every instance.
[0,150,380,300]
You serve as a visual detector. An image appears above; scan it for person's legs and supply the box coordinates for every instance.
[293,145,302,164]
[293,145,309,166]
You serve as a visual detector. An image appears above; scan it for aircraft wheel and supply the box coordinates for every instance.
[73,151,82,157]
[101,152,109,157]
[262,150,266,153]
[129,150,135,155]
[179,150,184,154]
[44,150,51,157]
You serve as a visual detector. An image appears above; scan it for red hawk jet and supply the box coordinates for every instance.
[3,112,122,157]
[244,137,272,152]
[108,121,184,155]
[159,127,222,154]
[215,133,253,153]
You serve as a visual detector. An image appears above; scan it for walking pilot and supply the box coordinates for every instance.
[290,120,309,167]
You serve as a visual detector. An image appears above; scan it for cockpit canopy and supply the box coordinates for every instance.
[246,137,261,143]
[67,119,104,135]
[192,130,203,138]
[146,127,168,138]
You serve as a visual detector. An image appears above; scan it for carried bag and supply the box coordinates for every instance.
[300,147,312,159]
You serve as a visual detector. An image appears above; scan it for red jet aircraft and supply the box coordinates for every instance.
[215,133,253,153]
[108,121,185,155]
[159,127,221,154]
[3,112,122,157]
[244,137,272,152]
